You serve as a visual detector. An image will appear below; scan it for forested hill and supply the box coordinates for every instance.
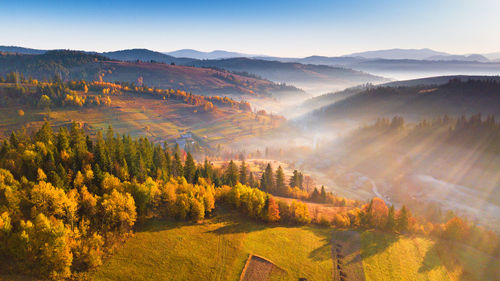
[0,46,387,93]
[0,51,304,98]
[190,57,386,89]
[0,50,108,81]
[381,75,500,87]
[307,79,500,124]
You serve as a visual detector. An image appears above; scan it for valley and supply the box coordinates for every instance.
[0,46,500,281]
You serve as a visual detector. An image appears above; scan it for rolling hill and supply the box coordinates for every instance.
[380,75,500,87]
[191,58,386,94]
[291,85,369,118]
[83,210,499,281]
[0,46,388,94]
[0,50,304,98]
[0,80,283,146]
[100,51,387,94]
[306,77,500,124]
[0,46,47,55]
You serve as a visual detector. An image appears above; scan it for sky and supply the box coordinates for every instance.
[1,0,499,57]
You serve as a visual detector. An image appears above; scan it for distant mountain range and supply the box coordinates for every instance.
[2,46,498,62]
[165,47,493,63]
[347,48,450,60]
[102,49,193,65]
[341,48,486,62]
[2,46,500,92]
[164,48,494,62]
[164,49,253,60]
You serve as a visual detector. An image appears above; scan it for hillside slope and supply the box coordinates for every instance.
[307,78,500,124]
[88,211,333,281]
[192,58,386,93]
[0,46,388,94]
[0,51,304,98]
[85,211,498,281]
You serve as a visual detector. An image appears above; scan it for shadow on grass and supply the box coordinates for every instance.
[332,230,365,266]
[309,239,333,262]
[134,218,193,233]
[300,225,332,262]
[418,241,444,273]
[426,239,500,281]
[136,206,294,235]
[359,230,400,259]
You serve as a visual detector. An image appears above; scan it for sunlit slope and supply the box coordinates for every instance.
[0,93,279,145]
[361,231,450,281]
[88,211,333,281]
[359,231,500,281]
[86,213,499,281]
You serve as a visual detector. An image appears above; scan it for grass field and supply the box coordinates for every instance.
[2,211,498,281]
[87,210,333,281]
[361,231,451,281]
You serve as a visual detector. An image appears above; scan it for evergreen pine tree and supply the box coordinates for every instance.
[184,152,196,183]
[224,160,239,186]
[397,205,410,233]
[260,163,274,192]
[311,187,320,202]
[203,158,212,181]
[275,166,286,195]
[290,170,299,188]
[239,160,248,185]
[320,186,327,203]
[386,205,396,231]
[172,152,183,178]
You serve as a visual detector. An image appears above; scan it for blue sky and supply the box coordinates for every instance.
[1,0,499,56]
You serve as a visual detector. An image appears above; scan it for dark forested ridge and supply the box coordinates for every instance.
[0,50,108,81]
[0,51,304,98]
[308,79,500,124]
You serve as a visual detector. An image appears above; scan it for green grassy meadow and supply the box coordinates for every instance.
[1,209,497,281]
[361,231,451,281]
[87,210,333,281]
[85,210,500,281]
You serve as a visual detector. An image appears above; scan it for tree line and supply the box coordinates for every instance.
[0,72,252,112]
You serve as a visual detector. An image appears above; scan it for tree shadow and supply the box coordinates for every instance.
[305,226,334,262]
[426,239,500,281]
[309,238,333,261]
[206,220,268,235]
[134,218,194,233]
[331,230,364,267]
[357,230,399,259]
[418,242,442,273]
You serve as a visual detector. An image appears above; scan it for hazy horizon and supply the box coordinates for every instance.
[1,45,499,60]
[2,0,500,57]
